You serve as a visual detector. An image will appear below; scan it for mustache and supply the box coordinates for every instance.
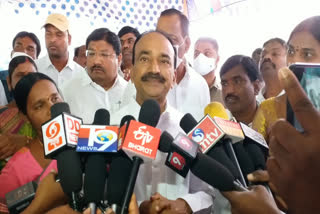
[141,72,166,83]
[260,58,276,70]
[90,65,105,72]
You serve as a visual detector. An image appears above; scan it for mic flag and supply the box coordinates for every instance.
[164,132,199,177]
[76,125,118,152]
[41,102,82,158]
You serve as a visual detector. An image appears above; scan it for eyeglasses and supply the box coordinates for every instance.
[86,50,116,59]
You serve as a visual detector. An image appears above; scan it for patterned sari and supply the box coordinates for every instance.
[0,102,37,170]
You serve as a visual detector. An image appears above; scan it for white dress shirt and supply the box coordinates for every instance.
[256,86,285,103]
[61,70,127,124]
[0,82,7,106]
[36,54,84,87]
[168,63,210,121]
[111,97,214,213]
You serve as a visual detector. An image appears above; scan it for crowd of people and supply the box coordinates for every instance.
[0,7,320,214]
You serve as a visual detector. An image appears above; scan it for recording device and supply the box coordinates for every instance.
[119,99,161,214]
[5,182,37,214]
[41,102,83,211]
[287,63,320,131]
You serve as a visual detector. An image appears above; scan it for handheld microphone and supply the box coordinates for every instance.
[159,131,199,177]
[179,113,242,183]
[106,153,133,213]
[239,122,269,157]
[120,99,161,214]
[41,102,83,211]
[158,131,247,192]
[83,109,110,214]
[203,102,247,186]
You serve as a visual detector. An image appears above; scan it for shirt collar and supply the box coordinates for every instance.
[44,53,75,70]
[81,71,121,91]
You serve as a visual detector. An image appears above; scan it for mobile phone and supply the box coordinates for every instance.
[286,63,320,131]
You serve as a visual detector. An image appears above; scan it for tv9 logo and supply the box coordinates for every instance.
[46,121,63,152]
[170,152,185,170]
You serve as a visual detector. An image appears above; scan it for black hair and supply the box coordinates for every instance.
[220,55,261,82]
[288,16,320,44]
[160,8,189,37]
[86,28,121,56]
[251,48,262,58]
[14,73,57,115]
[263,38,287,49]
[74,46,80,57]
[195,37,219,52]
[132,30,177,68]
[8,56,38,81]
[118,26,140,38]
[12,31,41,58]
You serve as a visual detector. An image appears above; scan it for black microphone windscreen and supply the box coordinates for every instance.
[190,153,236,191]
[158,131,173,153]
[84,154,107,203]
[56,149,83,195]
[93,109,110,125]
[107,153,133,205]
[233,143,255,177]
[244,142,266,170]
[138,99,160,127]
[180,113,198,134]
[120,115,136,127]
[51,102,70,118]
[206,144,241,179]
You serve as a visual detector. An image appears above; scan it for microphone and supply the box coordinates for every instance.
[106,153,133,213]
[82,109,111,214]
[203,102,247,186]
[159,131,199,177]
[179,113,242,183]
[41,102,83,211]
[158,131,247,192]
[119,99,161,214]
[239,122,269,158]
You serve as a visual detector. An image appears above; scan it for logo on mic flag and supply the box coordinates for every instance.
[187,115,224,153]
[122,120,161,162]
[76,125,119,152]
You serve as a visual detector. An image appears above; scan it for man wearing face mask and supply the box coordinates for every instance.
[156,9,210,121]
[194,37,224,104]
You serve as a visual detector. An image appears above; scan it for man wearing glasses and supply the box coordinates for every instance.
[61,28,127,123]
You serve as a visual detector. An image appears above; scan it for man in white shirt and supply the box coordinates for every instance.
[36,13,84,87]
[257,38,287,103]
[112,31,214,214]
[156,9,210,121]
[61,28,127,124]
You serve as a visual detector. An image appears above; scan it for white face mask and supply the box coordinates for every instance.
[173,39,185,69]
[193,53,217,76]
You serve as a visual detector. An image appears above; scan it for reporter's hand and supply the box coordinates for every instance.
[223,185,281,214]
[267,67,320,214]
[22,170,68,214]
[0,134,28,159]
